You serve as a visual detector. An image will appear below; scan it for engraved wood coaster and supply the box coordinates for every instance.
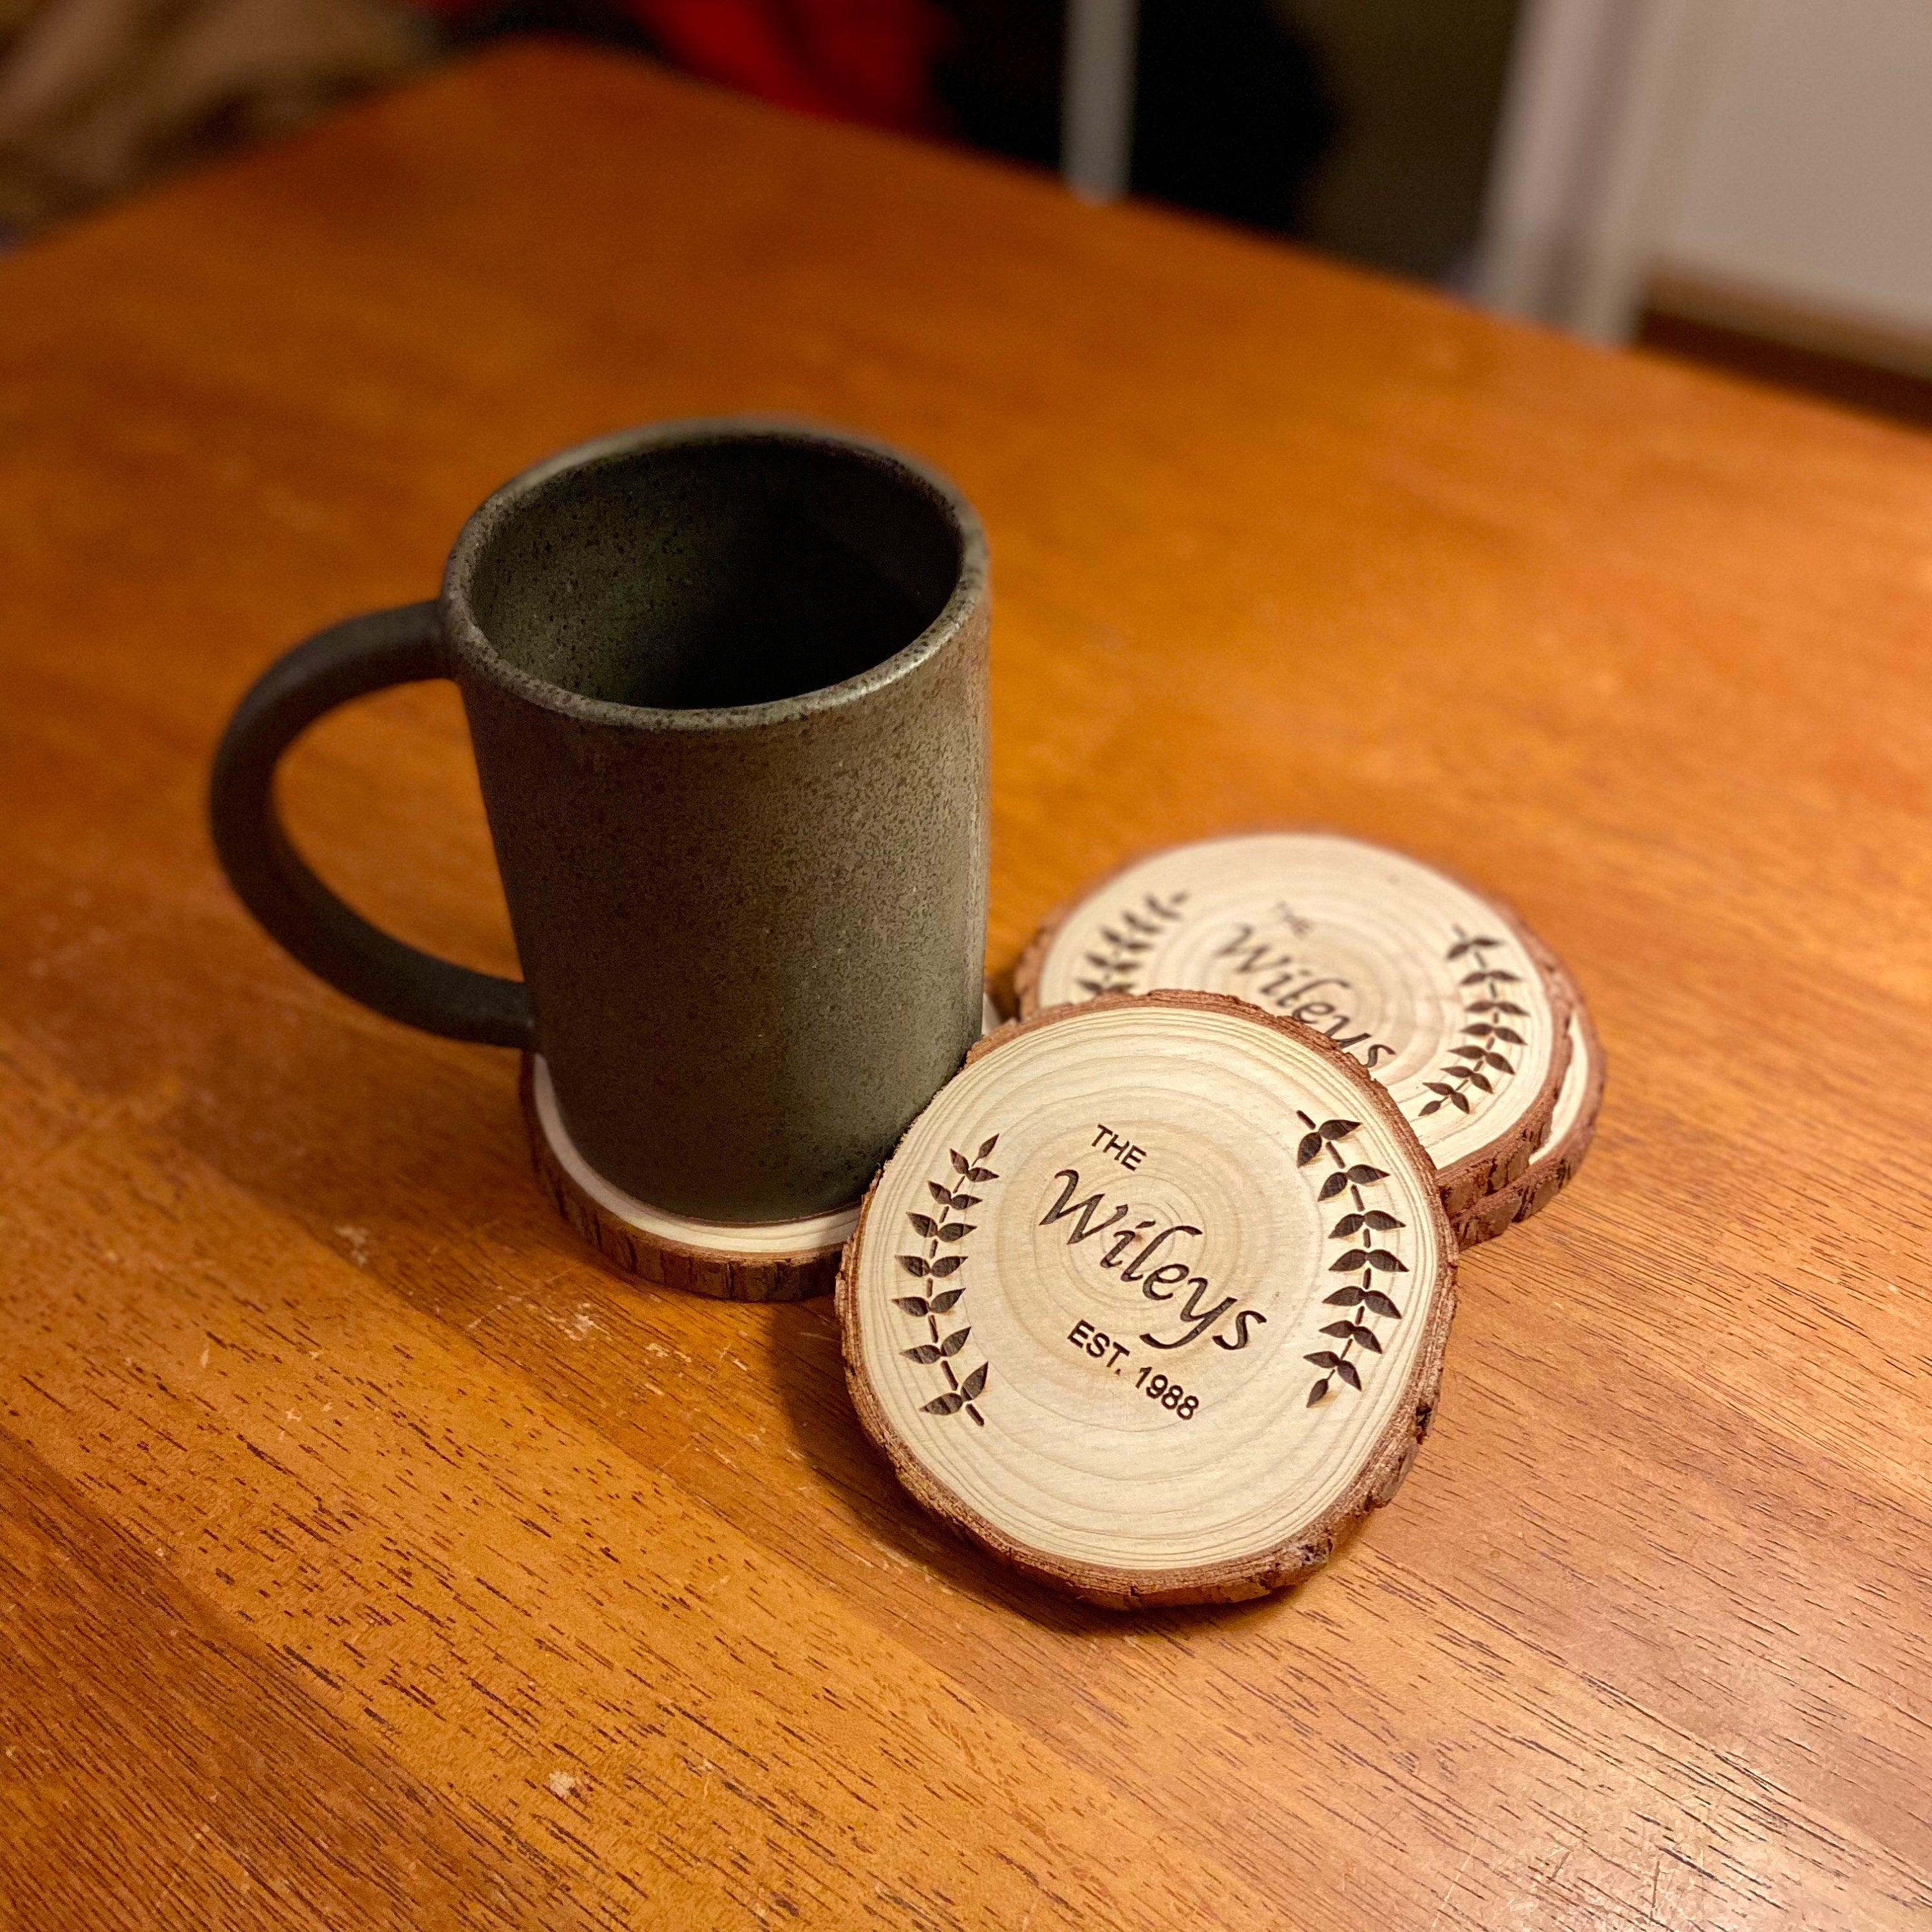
[521,1056,853,1300]
[522,992,1008,1300]
[1450,997,1605,1247]
[1016,833,1574,1220]
[837,991,1457,1608]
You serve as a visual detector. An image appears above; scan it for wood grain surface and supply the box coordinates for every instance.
[4,39,1932,1931]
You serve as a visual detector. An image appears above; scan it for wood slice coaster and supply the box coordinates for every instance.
[1450,998,1605,1247]
[522,992,1008,1300]
[521,1056,853,1300]
[838,992,1456,1608]
[1015,833,1575,1222]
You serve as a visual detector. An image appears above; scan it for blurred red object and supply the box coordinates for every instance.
[414,0,956,131]
[643,0,952,128]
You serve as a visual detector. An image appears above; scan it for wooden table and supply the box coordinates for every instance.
[5,40,1930,1931]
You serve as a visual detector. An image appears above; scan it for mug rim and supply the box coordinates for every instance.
[440,415,989,732]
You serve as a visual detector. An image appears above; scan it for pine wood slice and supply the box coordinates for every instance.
[1451,996,1605,1247]
[522,994,1007,1300]
[521,1056,854,1300]
[838,991,1457,1609]
[1016,833,1573,1217]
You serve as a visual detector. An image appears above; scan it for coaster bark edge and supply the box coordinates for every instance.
[1450,994,1605,1247]
[521,1055,853,1300]
[1016,833,1573,1221]
[838,990,1457,1609]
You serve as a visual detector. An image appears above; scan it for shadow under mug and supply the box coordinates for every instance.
[210,419,990,1224]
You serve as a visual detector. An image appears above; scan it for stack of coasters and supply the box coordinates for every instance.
[836,831,1600,1607]
[1012,833,1602,1247]
[838,991,1456,1608]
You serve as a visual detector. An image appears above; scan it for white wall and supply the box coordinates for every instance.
[1654,0,1932,357]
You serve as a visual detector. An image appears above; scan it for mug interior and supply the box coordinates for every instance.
[466,433,965,710]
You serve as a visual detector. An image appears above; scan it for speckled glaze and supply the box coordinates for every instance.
[449,421,989,1221]
[212,419,990,1223]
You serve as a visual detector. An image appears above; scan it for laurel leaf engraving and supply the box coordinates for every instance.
[898,1144,996,1421]
[1077,894,1186,998]
[1298,1082,1416,1400]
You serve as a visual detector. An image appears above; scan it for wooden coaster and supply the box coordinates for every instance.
[1016,833,1574,1220]
[1450,998,1605,1247]
[521,1056,853,1300]
[838,991,1456,1608]
[523,992,1009,1300]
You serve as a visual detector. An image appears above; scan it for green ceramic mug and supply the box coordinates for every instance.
[211,419,990,1223]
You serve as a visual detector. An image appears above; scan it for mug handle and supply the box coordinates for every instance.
[209,601,536,1048]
